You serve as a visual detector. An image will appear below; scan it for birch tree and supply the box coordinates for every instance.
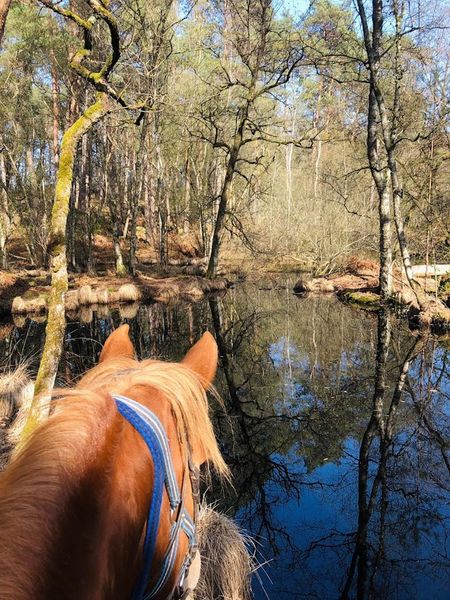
[355,0,393,298]
[355,0,445,310]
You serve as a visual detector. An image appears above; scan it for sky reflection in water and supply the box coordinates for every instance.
[1,282,449,599]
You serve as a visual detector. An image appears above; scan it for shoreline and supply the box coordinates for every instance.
[0,270,231,318]
[293,265,450,331]
[2,260,450,332]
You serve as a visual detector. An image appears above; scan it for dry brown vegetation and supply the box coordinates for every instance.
[194,506,254,600]
[0,364,34,468]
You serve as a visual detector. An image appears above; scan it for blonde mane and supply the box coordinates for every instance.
[73,356,229,478]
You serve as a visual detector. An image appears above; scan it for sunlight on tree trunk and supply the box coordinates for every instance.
[20,93,110,443]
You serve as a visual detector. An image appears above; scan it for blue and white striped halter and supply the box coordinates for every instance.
[113,394,199,600]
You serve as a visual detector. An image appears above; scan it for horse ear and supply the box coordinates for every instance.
[99,324,135,362]
[181,332,218,388]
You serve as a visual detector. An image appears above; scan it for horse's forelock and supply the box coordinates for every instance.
[73,357,229,480]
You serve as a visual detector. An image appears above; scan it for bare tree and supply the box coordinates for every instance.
[355,0,395,298]
[0,149,10,268]
[355,0,448,317]
[202,0,304,277]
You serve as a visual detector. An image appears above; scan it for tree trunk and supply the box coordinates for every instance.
[143,168,156,245]
[368,83,392,297]
[206,163,232,278]
[183,148,191,234]
[114,230,126,276]
[67,188,77,270]
[356,0,393,299]
[25,141,46,266]
[51,57,60,170]
[368,96,392,298]
[77,129,92,271]
[106,151,127,277]
[285,140,293,250]
[143,123,157,249]
[129,120,148,275]
[378,185,392,298]
[158,204,168,269]
[20,93,111,442]
[153,125,168,268]
[207,118,245,278]
[0,151,10,268]
[129,198,138,276]
[0,0,12,47]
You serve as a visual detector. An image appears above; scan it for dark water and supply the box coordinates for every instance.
[1,281,449,600]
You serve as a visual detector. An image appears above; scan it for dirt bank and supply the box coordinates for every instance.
[293,258,450,329]
[0,270,230,317]
[293,258,380,296]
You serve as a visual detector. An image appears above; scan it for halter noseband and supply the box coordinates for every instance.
[113,394,199,600]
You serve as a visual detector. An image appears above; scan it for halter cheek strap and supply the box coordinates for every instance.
[113,395,198,600]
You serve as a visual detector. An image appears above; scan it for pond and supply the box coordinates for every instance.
[1,280,449,600]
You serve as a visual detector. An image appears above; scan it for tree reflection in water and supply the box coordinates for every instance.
[207,291,449,599]
[0,284,448,599]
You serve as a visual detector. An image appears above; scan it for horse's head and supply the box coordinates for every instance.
[0,326,228,600]
[97,324,223,470]
[98,325,228,597]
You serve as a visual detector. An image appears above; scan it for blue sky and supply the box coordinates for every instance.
[278,0,313,18]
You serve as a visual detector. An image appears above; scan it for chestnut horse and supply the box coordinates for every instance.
[0,325,228,600]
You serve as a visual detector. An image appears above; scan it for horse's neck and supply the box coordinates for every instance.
[0,395,149,600]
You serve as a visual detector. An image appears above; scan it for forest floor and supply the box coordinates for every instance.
[2,231,311,318]
[0,234,235,317]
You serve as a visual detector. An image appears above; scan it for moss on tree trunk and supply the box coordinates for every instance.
[20,93,111,442]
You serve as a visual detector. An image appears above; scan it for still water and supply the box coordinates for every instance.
[1,281,449,599]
